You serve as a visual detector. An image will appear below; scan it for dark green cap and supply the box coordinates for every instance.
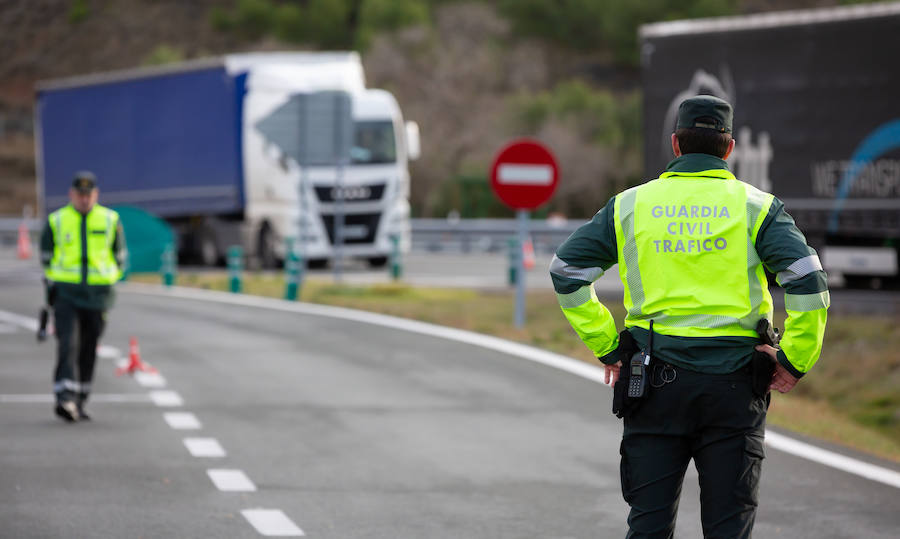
[676,95,733,134]
[72,171,97,193]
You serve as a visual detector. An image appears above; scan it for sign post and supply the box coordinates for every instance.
[489,138,559,328]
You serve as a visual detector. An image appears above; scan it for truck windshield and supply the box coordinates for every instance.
[351,121,396,164]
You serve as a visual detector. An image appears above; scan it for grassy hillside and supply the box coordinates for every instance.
[0,0,862,217]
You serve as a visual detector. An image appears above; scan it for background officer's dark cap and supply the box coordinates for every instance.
[72,171,97,193]
[676,95,733,134]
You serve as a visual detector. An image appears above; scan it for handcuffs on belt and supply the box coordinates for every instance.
[650,362,677,388]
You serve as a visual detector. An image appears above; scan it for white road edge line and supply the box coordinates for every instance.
[241,509,305,537]
[765,431,900,488]
[183,437,226,458]
[117,285,900,489]
[207,469,257,492]
[163,411,202,430]
[0,393,151,403]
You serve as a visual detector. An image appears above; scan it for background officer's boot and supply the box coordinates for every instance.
[76,392,91,421]
[54,397,80,423]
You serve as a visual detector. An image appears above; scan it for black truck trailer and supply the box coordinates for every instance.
[640,2,900,287]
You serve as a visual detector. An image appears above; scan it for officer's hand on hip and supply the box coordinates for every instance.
[769,362,799,393]
[604,362,621,386]
[755,344,799,393]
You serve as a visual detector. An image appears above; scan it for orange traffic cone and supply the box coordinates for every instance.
[116,336,158,376]
[17,222,32,260]
[522,237,536,270]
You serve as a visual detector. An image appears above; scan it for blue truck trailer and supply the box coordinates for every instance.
[36,52,419,267]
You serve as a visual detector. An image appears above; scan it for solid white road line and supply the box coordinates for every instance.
[241,509,305,537]
[96,345,122,360]
[119,285,900,489]
[163,411,202,430]
[0,393,151,403]
[0,322,18,334]
[134,371,167,388]
[207,469,257,492]
[183,437,226,458]
[0,310,38,331]
[149,390,183,407]
[766,431,900,489]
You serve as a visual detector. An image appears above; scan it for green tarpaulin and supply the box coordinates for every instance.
[112,206,174,275]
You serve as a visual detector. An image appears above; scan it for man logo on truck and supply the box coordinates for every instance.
[662,68,774,192]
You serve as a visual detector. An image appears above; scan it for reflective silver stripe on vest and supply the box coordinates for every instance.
[54,211,64,269]
[550,255,605,283]
[785,290,830,312]
[618,189,645,318]
[646,312,742,329]
[777,255,823,286]
[105,210,113,245]
[556,285,593,309]
[53,379,82,393]
[742,187,772,330]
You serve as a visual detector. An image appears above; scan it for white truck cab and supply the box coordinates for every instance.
[231,52,419,267]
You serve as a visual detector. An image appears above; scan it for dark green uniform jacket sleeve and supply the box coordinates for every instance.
[755,198,829,378]
[550,198,621,362]
[40,219,54,269]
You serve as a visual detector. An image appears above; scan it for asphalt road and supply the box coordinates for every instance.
[1,263,899,537]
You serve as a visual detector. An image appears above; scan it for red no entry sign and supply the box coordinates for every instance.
[490,138,559,210]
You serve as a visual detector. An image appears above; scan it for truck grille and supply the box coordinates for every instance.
[320,213,381,245]
[314,183,385,203]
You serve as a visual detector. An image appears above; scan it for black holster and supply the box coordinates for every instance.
[611,330,642,419]
[750,350,775,398]
[751,319,780,398]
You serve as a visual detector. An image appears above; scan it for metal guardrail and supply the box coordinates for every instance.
[0,216,582,254]
[410,218,580,254]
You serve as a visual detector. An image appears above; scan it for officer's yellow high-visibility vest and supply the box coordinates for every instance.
[614,168,773,338]
[46,204,122,285]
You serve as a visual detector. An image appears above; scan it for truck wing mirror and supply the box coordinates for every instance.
[405,121,421,161]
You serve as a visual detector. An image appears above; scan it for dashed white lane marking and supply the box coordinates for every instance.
[184,437,226,458]
[241,509,305,537]
[119,286,900,489]
[0,393,150,403]
[207,469,257,492]
[163,411,202,430]
[766,431,900,489]
[134,371,167,388]
[149,390,183,407]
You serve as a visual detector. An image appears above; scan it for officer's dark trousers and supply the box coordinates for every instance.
[53,300,105,405]
[620,365,769,539]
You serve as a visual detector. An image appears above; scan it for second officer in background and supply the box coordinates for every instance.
[40,171,126,422]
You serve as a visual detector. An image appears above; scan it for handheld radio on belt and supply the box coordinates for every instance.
[627,320,653,398]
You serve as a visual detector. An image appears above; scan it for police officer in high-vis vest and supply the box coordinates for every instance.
[41,171,126,422]
[551,96,828,538]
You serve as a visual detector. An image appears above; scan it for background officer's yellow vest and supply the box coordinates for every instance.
[614,169,774,339]
[47,204,121,285]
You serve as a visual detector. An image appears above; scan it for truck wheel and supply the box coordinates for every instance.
[199,231,220,266]
[258,225,280,269]
[367,256,389,268]
[307,258,328,269]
